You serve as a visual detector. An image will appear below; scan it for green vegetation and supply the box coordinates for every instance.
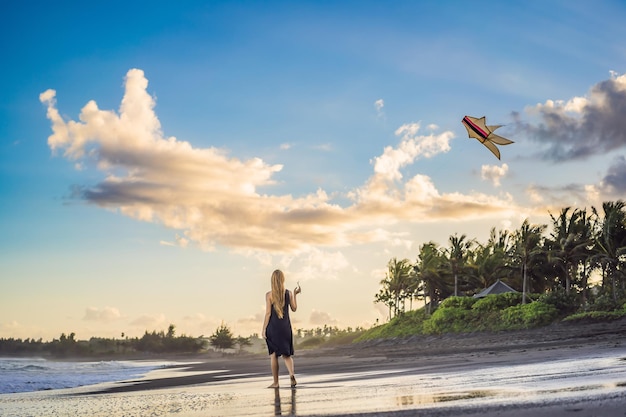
[0,324,207,357]
[209,322,236,351]
[4,202,625,355]
[357,292,626,341]
[295,326,367,349]
[365,201,626,341]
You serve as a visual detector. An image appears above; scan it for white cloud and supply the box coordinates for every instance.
[309,309,338,325]
[312,143,333,151]
[374,99,385,118]
[130,313,167,329]
[41,69,524,255]
[0,320,43,340]
[481,163,509,187]
[160,234,189,248]
[83,306,122,322]
[372,122,452,182]
[292,248,351,281]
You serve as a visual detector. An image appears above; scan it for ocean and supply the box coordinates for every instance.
[0,357,166,394]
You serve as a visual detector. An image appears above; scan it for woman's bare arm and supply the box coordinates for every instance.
[289,289,299,312]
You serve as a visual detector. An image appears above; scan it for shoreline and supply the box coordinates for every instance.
[2,319,626,416]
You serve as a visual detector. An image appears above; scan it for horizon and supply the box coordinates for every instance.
[2,1,626,341]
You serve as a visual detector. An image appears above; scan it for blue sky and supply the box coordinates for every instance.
[2,0,626,340]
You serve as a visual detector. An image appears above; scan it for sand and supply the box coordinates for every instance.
[1,318,626,416]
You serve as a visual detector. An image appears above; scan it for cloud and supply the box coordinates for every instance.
[372,122,452,182]
[0,320,43,339]
[587,155,626,199]
[312,143,333,152]
[83,306,122,322]
[160,234,189,247]
[523,154,626,210]
[525,182,601,212]
[309,309,338,325]
[374,99,385,118]
[41,69,522,254]
[292,248,351,281]
[481,163,509,187]
[237,311,265,325]
[130,313,166,328]
[519,71,626,161]
[600,155,626,194]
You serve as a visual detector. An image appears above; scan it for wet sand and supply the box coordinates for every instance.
[1,318,626,416]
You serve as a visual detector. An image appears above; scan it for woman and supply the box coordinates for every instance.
[262,269,301,388]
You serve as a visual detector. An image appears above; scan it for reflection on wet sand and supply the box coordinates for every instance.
[396,390,493,407]
[273,387,296,416]
[1,346,626,416]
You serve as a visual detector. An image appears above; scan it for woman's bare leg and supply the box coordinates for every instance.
[283,355,296,386]
[268,353,279,388]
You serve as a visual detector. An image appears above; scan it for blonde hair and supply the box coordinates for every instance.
[270,269,286,319]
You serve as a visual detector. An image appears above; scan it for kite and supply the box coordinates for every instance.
[462,115,514,160]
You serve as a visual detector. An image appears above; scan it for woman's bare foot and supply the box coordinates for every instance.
[268,382,279,388]
[290,375,297,387]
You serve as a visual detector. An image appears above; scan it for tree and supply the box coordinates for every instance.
[235,336,252,353]
[548,207,593,294]
[209,322,235,350]
[446,234,473,296]
[470,228,514,290]
[592,201,626,303]
[414,242,446,313]
[375,258,414,320]
[166,324,176,339]
[513,219,547,304]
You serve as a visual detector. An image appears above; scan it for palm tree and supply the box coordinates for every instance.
[414,242,446,313]
[469,228,514,290]
[575,208,597,303]
[375,258,413,319]
[446,234,473,296]
[513,219,547,304]
[592,201,626,303]
[548,207,593,294]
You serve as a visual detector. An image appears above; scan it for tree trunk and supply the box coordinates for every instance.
[581,262,588,304]
[522,262,527,304]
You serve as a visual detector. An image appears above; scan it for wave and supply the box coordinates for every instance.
[0,358,168,394]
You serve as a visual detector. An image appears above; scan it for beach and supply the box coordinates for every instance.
[1,319,626,416]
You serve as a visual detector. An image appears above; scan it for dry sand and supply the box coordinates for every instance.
[2,318,626,416]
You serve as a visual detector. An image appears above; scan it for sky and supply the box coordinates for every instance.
[2,0,626,341]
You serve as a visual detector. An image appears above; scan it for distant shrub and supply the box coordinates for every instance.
[439,296,477,310]
[423,307,477,334]
[322,331,365,347]
[298,337,325,349]
[500,302,558,329]
[472,292,524,313]
[539,290,579,315]
[585,294,623,312]
[563,310,626,323]
[355,309,427,342]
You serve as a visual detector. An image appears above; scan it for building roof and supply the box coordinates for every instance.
[473,279,518,298]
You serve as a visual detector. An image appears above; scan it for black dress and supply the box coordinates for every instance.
[266,290,294,357]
